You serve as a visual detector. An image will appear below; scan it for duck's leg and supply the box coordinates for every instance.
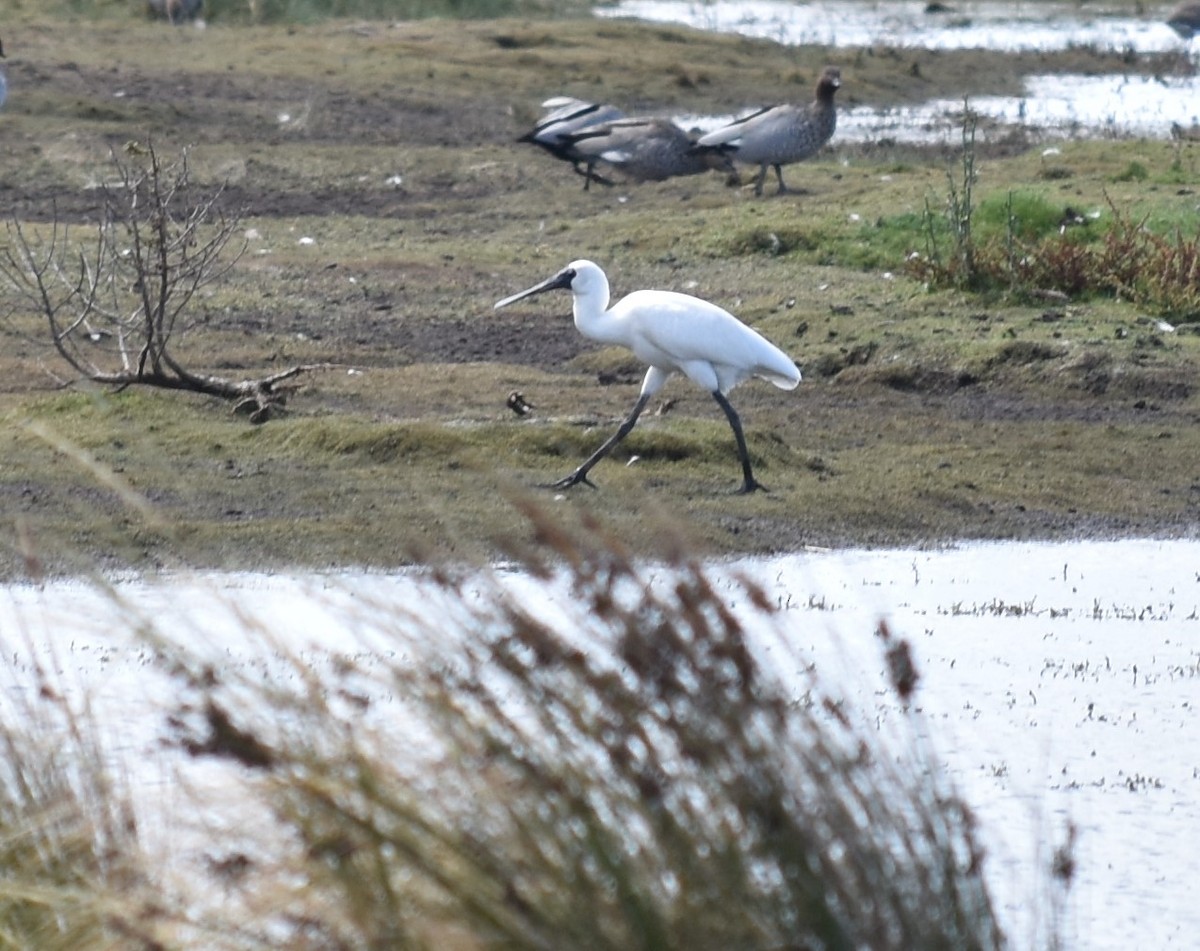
[570,162,614,188]
[773,163,789,194]
[753,163,769,196]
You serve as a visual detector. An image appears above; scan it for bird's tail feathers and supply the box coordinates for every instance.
[689,140,738,157]
[760,363,802,390]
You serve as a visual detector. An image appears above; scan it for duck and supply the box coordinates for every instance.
[694,66,841,197]
[146,0,204,24]
[1167,0,1200,39]
[560,116,737,190]
[519,97,625,187]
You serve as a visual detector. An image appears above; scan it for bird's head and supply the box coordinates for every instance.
[817,66,842,100]
[494,260,604,310]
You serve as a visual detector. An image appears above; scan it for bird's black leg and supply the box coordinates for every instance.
[753,164,768,197]
[583,162,593,192]
[773,163,788,194]
[545,394,651,490]
[572,163,615,188]
[581,160,610,191]
[712,391,766,494]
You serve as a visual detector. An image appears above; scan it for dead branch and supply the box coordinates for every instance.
[0,141,331,422]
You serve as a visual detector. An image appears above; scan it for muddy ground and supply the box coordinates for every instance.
[1,16,1198,577]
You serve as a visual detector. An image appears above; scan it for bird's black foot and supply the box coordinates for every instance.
[541,470,598,491]
[737,479,769,495]
[576,170,616,189]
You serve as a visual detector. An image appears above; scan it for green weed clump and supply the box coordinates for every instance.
[907,109,1200,318]
[163,503,1007,950]
[909,103,984,291]
[911,195,1200,318]
[907,117,1200,314]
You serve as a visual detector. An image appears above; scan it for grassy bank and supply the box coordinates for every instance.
[1,13,1198,578]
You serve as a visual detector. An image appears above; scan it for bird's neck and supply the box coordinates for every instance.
[573,297,626,346]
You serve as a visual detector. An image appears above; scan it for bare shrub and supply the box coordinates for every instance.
[0,141,332,422]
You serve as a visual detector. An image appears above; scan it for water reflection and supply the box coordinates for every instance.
[836,73,1200,143]
[598,0,1188,53]
[598,1,1200,140]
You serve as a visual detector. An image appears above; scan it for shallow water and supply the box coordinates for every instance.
[599,0,1188,53]
[2,539,1197,947]
[598,0,1200,141]
[837,73,1200,143]
[743,539,1200,949]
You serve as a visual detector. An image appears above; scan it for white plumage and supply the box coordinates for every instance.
[494,260,800,493]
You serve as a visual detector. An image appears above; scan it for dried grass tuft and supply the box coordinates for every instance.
[165,505,1007,950]
[0,645,166,950]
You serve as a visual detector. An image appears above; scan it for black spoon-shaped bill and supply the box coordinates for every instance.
[494,266,577,310]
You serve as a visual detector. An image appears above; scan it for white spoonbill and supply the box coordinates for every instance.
[494,260,801,493]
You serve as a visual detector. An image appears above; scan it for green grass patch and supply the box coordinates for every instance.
[974,189,1073,242]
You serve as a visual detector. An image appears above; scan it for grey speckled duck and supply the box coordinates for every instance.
[562,117,737,190]
[520,97,626,187]
[146,0,205,24]
[696,66,841,197]
[1167,0,1200,38]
